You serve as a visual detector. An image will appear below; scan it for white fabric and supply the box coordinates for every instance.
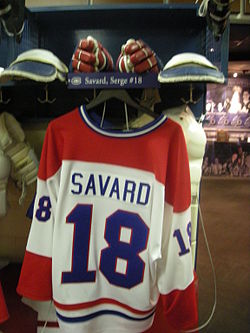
[22,298,61,333]
[163,52,217,70]
[164,105,207,267]
[0,112,25,150]
[164,105,206,159]
[0,112,38,204]
[164,105,206,197]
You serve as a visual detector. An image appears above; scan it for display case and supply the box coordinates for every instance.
[0,3,229,120]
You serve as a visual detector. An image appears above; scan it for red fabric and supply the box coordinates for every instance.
[72,36,114,73]
[74,48,97,64]
[38,110,191,213]
[165,122,191,212]
[39,109,191,213]
[160,274,198,332]
[116,38,160,74]
[123,39,145,54]
[16,251,52,301]
[54,297,154,314]
[130,46,153,64]
[72,58,96,73]
[0,282,9,323]
[134,54,159,73]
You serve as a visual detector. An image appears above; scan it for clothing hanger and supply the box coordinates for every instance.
[0,88,11,104]
[180,83,201,105]
[85,89,158,119]
[37,83,56,104]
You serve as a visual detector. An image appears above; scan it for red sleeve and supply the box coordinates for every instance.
[161,121,198,331]
[17,122,56,301]
[38,121,63,181]
[165,122,191,212]
[16,251,52,301]
[160,273,198,331]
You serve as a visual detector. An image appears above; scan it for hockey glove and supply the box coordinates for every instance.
[71,35,114,73]
[116,38,161,73]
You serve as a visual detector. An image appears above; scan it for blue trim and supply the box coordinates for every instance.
[56,309,155,323]
[78,105,167,139]
[29,4,199,14]
[6,61,56,76]
[159,65,225,84]
[68,72,160,90]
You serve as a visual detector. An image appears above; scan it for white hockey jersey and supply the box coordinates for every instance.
[17,106,198,333]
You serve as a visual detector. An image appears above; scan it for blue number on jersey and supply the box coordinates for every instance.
[61,205,149,289]
[100,210,149,289]
[35,196,52,222]
[187,221,192,245]
[62,204,96,283]
[173,221,192,256]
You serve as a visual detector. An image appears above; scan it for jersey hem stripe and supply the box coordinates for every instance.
[54,298,156,315]
[56,309,155,323]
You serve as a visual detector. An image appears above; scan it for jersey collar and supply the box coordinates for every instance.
[79,104,167,138]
